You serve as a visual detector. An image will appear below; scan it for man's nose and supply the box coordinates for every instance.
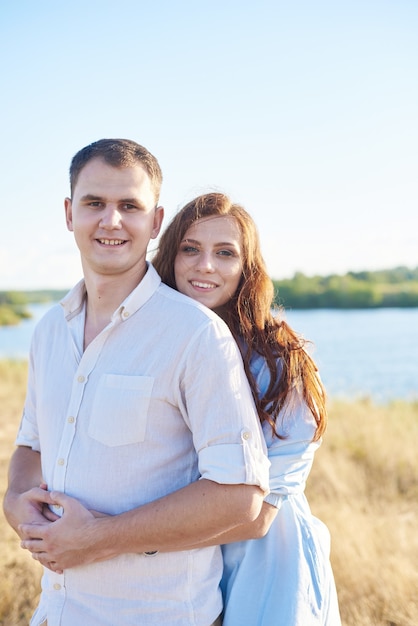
[100,205,122,229]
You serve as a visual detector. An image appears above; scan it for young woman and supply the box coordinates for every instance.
[152,193,341,625]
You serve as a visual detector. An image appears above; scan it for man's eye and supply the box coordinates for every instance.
[89,201,102,207]
[122,204,137,211]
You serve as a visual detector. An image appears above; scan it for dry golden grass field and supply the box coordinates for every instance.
[1,359,417,625]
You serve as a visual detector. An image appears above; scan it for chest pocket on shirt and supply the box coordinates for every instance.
[88,374,155,446]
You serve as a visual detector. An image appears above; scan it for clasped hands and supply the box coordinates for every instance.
[18,486,108,573]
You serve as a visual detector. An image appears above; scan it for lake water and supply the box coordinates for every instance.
[286,308,418,403]
[0,304,417,403]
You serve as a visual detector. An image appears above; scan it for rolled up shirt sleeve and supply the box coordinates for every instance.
[199,428,271,494]
[15,409,41,451]
[15,346,40,452]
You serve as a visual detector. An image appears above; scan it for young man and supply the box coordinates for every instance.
[3,139,269,626]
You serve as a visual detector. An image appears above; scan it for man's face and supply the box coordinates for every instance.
[65,158,164,280]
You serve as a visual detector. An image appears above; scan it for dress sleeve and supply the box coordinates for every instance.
[264,394,321,497]
[251,353,321,501]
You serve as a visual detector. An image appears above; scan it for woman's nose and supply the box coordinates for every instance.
[196,253,215,272]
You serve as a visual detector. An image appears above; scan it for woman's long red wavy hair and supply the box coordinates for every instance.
[152,193,326,440]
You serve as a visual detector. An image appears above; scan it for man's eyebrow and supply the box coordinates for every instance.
[79,194,147,208]
[120,197,146,207]
[80,194,103,202]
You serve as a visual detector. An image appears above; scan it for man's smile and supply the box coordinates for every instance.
[97,238,127,246]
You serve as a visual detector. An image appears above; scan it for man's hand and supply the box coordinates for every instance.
[4,486,59,538]
[19,491,113,572]
[2,447,59,536]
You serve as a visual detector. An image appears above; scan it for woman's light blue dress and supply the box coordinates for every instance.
[221,352,341,625]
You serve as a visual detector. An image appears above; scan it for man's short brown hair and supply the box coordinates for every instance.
[69,138,163,202]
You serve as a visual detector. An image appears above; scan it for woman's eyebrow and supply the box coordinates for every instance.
[181,237,200,244]
[181,238,238,247]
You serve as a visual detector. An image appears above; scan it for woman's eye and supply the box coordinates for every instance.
[218,249,234,257]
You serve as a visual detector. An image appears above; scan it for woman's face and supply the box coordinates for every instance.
[174,215,243,313]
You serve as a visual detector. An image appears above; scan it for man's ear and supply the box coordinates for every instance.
[64,197,73,232]
[151,205,164,240]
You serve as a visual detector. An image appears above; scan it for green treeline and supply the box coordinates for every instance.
[273,266,418,309]
[0,290,67,326]
[1,266,418,325]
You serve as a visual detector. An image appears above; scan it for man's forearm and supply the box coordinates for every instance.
[3,446,44,533]
[98,479,265,554]
[20,479,265,569]
[6,446,43,492]
[172,501,279,550]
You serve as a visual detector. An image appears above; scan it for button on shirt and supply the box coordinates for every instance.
[17,264,269,626]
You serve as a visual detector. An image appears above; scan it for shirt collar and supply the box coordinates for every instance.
[60,263,162,322]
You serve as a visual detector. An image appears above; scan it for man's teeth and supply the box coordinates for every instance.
[99,239,124,246]
[191,281,216,289]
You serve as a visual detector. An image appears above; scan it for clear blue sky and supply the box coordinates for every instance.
[1,0,417,289]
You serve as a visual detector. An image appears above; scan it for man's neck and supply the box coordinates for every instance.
[82,266,147,349]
